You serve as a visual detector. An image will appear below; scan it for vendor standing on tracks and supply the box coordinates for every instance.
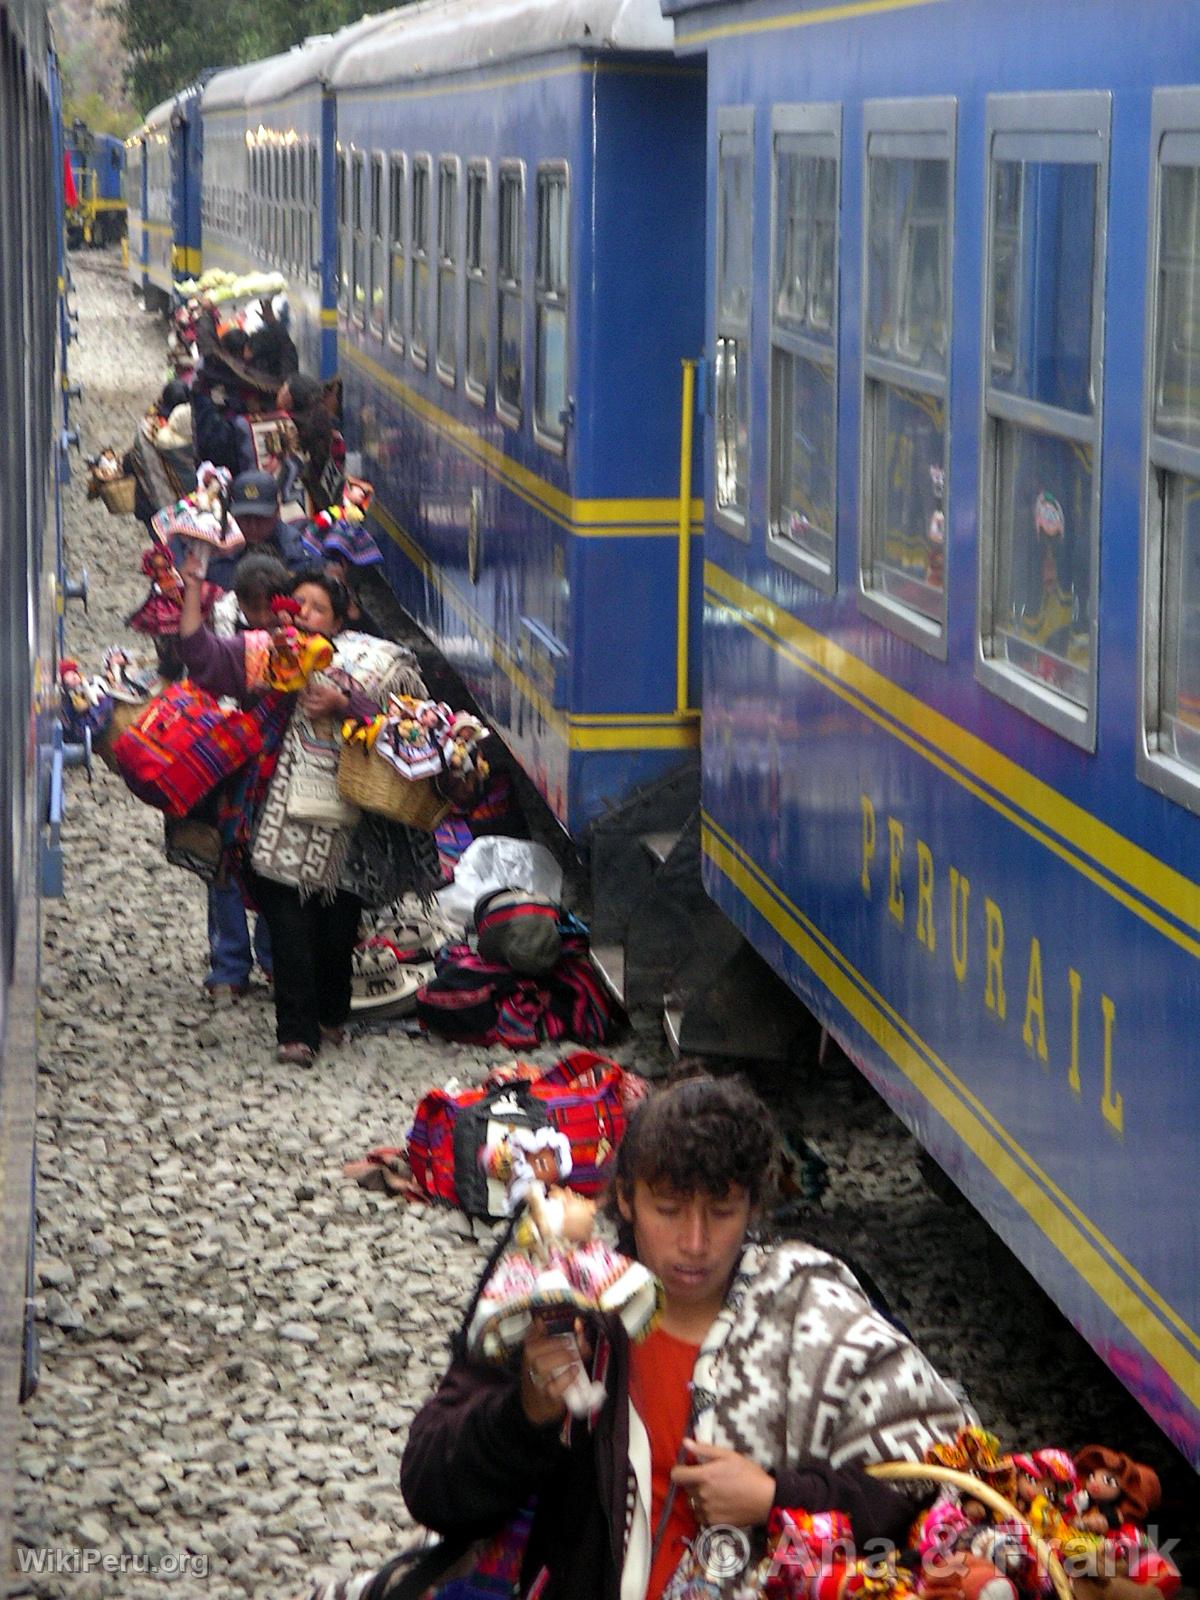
[175,552,430,1065]
[314,1077,969,1600]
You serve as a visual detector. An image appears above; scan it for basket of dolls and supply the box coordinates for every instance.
[337,739,451,831]
[863,1461,1073,1600]
[97,476,137,515]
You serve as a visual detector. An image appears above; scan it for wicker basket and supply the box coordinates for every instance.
[95,697,149,772]
[337,740,450,831]
[98,476,137,515]
[866,1462,1071,1600]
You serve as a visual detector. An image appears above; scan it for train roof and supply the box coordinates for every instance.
[143,95,175,133]
[331,0,674,89]
[203,57,274,114]
[247,12,400,103]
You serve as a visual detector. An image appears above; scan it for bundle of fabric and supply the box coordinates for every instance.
[415,916,623,1049]
[250,632,427,903]
[111,680,277,819]
[128,416,194,511]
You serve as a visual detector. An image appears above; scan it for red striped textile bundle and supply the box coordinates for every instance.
[111,681,271,818]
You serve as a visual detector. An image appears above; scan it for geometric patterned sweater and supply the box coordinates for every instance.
[693,1240,968,1472]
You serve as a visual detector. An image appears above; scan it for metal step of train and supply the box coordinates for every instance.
[585,774,814,1066]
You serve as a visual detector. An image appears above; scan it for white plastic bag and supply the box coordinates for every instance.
[436,837,563,934]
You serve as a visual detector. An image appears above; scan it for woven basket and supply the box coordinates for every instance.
[99,476,137,515]
[337,740,450,831]
[866,1462,1071,1600]
[96,698,149,772]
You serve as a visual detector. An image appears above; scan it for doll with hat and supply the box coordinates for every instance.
[1009,1450,1079,1518]
[467,1126,661,1419]
[150,461,246,568]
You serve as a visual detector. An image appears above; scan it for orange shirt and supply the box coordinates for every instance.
[628,1326,701,1600]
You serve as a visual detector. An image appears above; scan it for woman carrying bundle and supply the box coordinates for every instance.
[177,555,430,1064]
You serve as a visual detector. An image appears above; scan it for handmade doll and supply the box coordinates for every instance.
[127,547,219,637]
[1072,1446,1160,1535]
[485,1126,574,1211]
[343,475,373,514]
[58,659,93,713]
[59,660,111,744]
[150,460,245,564]
[1009,1451,1079,1518]
[100,645,155,704]
[239,624,334,694]
[468,1133,660,1418]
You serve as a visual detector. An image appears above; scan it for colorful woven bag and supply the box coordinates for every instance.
[111,681,274,818]
[406,1051,627,1217]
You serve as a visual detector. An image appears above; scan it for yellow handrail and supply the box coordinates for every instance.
[676,358,699,718]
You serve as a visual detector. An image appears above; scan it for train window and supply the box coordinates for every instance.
[309,145,319,286]
[466,162,489,405]
[369,154,385,337]
[388,154,406,351]
[859,99,954,657]
[352,152,366,326]
[292,146,303,274]
[337,151,349,316]
[768,104,840,593]
[411,156,431,368]
[715,108,753,538]
[497,163,524,426]
[978,92,1110,750]
[437,157,459,386]
[1138,90,1200,807]
[534,165,569,449]
[273,148,282,263]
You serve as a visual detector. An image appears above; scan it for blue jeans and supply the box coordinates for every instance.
[205,878,273,988]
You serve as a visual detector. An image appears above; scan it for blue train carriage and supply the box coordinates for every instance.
[1,0,67,1566]
[130,81,205,309]
[214,15,399,383]
[330,0,707,832]
[673,0,1200,1467]
[199,59,273,309]
[65,126,126,247]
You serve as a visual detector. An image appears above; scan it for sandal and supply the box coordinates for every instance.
[320,1024,347,1047]
[342,1146,426,1200]
[277,1041,316,1066]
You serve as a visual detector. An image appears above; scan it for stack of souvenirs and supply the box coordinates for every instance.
[59,647,159,749]
[339,694,490,824]
[150,461,245,570]
[746,1428,1179,1600]
[85,446,134,514]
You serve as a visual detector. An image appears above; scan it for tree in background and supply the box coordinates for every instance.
[104,0,408,114]
[51,0,138,130]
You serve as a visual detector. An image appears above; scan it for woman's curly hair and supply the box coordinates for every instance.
[604,1074,778,1232]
